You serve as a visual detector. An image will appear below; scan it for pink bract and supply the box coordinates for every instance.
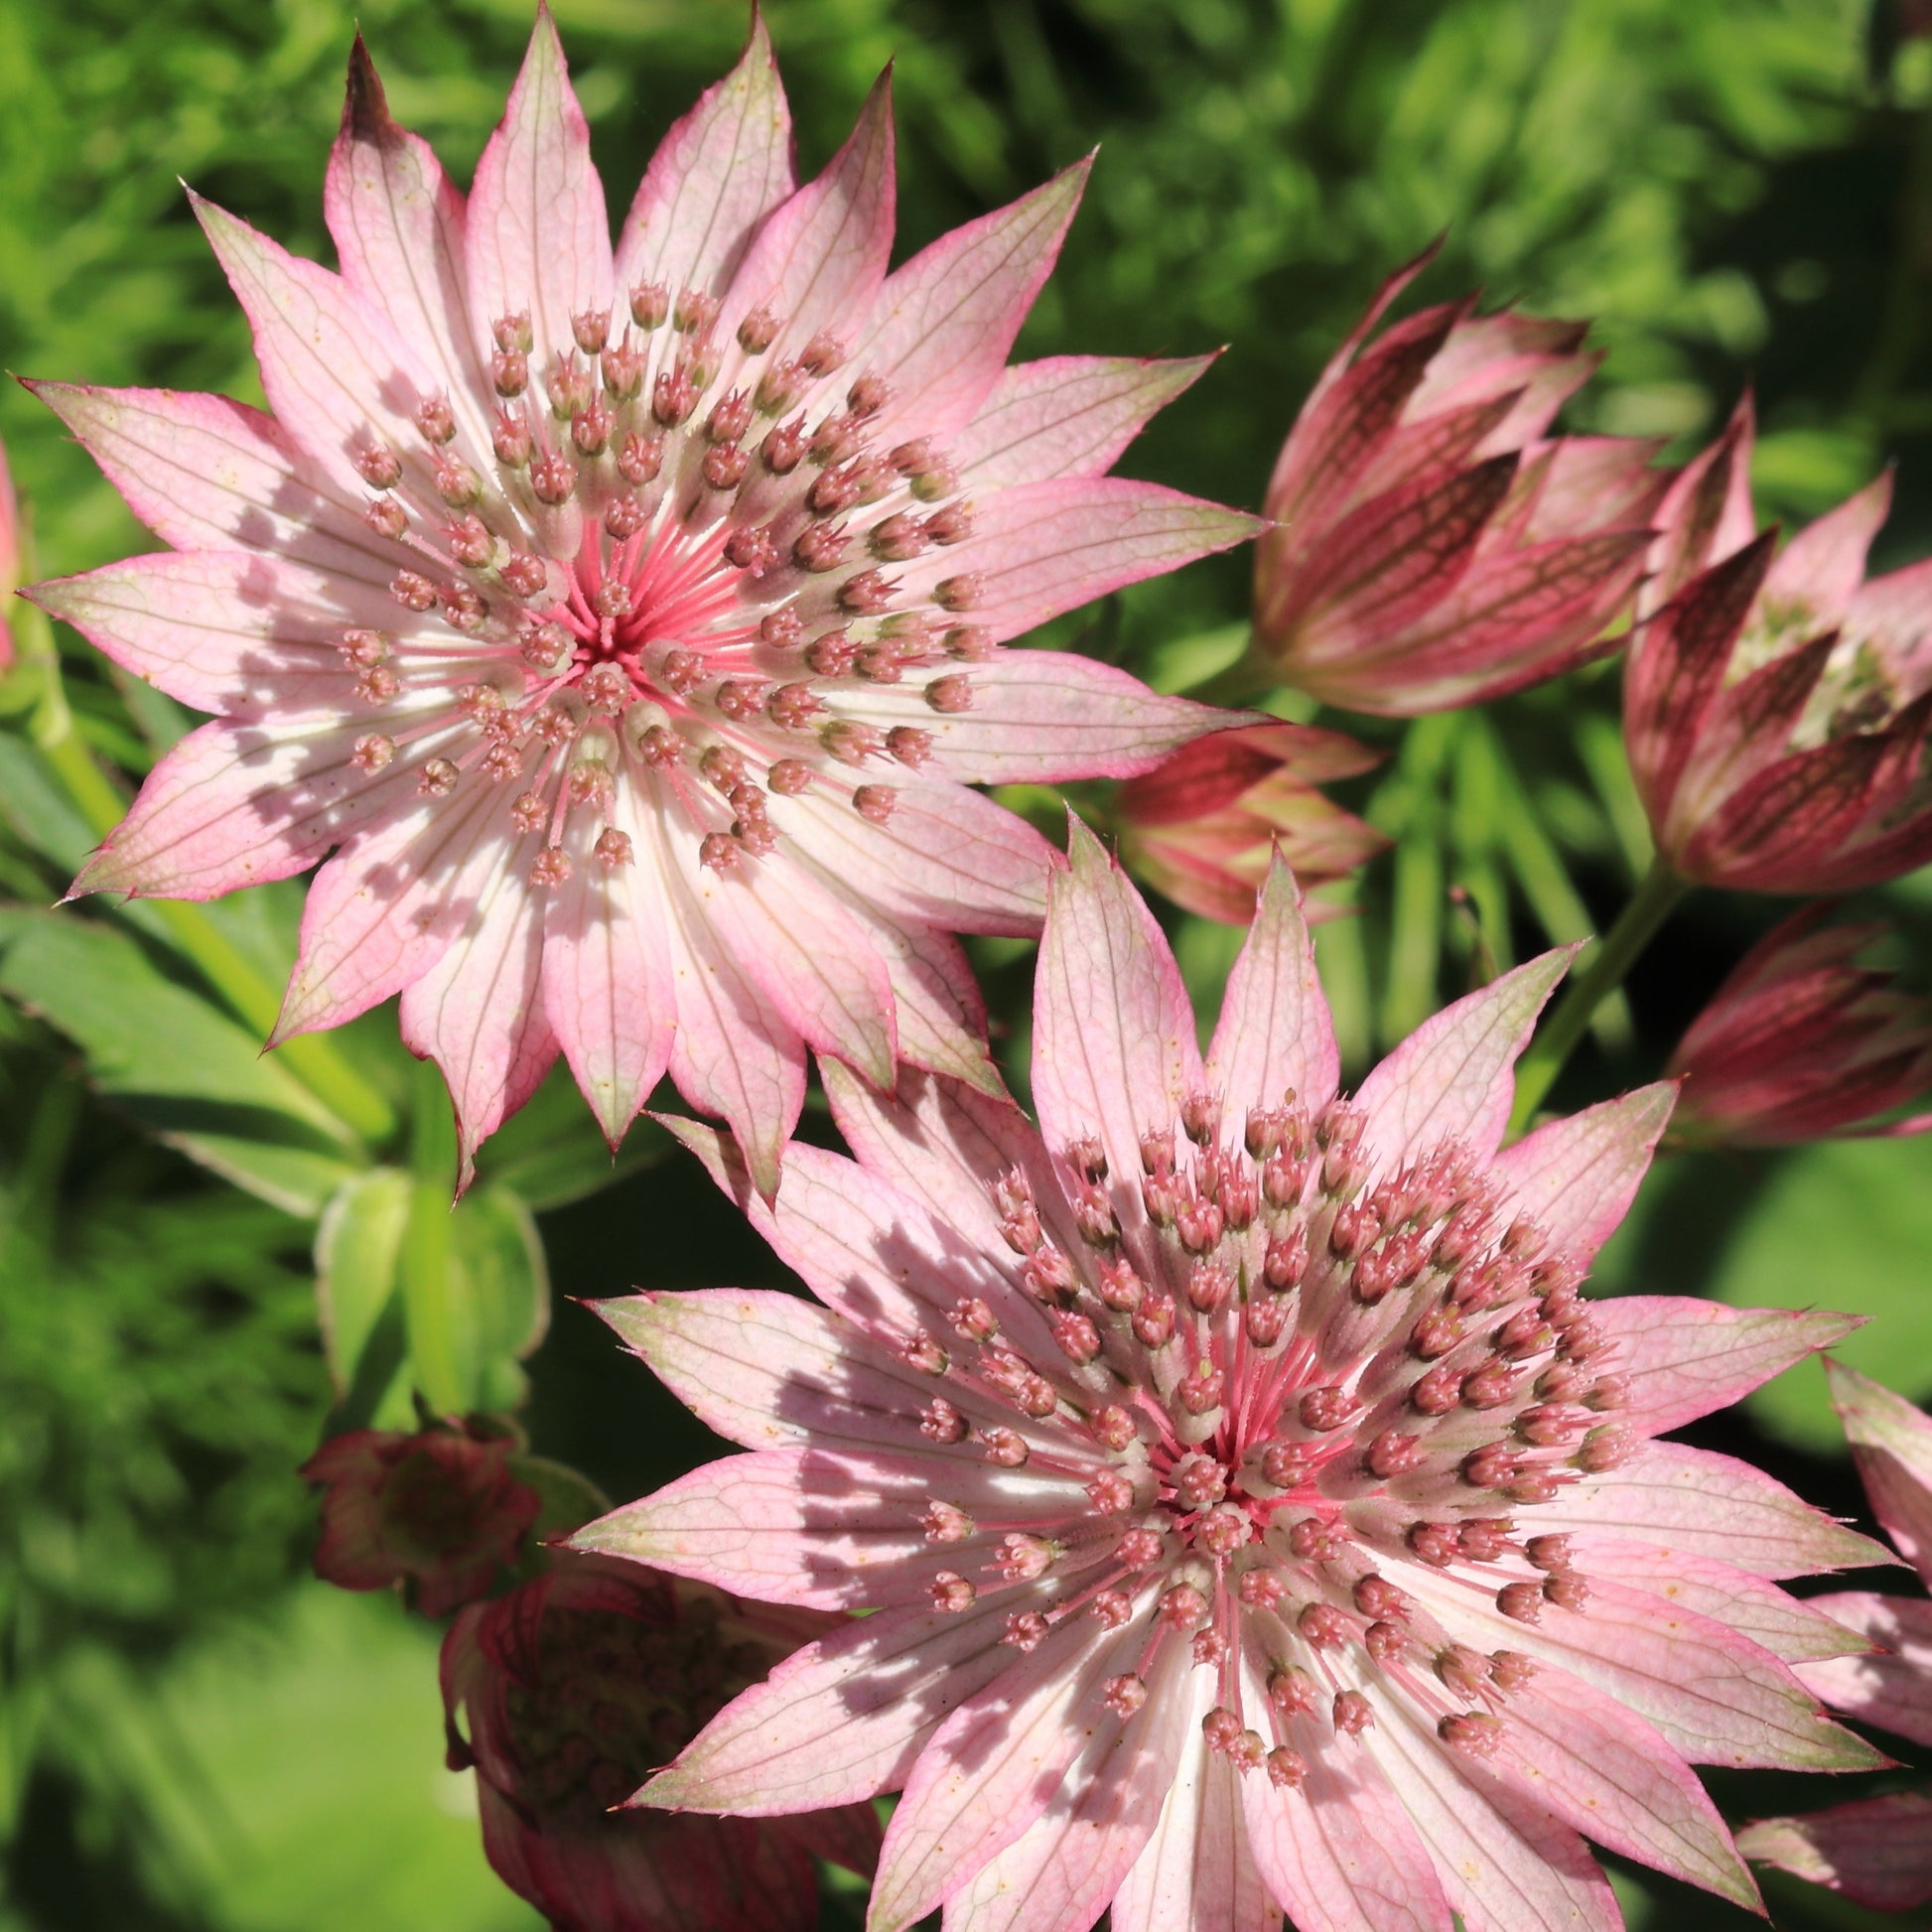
[25,9,1255,1186]
[1252,246,1666,718]
[442,1551,880,1932]
[303,1423,539,1617]
[1114,720,1387,923]
[1666,902,1932,1148]
[577,825,1881,1932]
[1738,1362,1932,1912]
[1626,396,1932,893]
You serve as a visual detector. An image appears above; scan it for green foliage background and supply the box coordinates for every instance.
[2,0,1930,1926]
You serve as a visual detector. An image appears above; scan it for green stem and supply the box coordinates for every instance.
[401,1057,467,1416]
[21,614,395,1147]
[1509,859,1690,1133]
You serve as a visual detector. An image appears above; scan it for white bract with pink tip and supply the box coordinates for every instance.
[580,829,1882,1932]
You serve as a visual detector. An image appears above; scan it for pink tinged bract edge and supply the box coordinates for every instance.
[1825,1359,1932,1581]
[579,846,1889,1932]
[26,7,1256,1179]
[1738,1794,1932,1913]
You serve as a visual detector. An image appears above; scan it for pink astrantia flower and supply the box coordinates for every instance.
[1666,903,1932,1148]
[1252,247,1666,717]
[442,1552,880,1932]
[576,826,1882,1932]
[1739,1362,1932,1913]
[303,1423,540,1617]
[1114,721,1387,924]
[24,10,1254,1185]
[1625,396,1932,893]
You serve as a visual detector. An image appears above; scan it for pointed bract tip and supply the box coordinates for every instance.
[343,32,400,143]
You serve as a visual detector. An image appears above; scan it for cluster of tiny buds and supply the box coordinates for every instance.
[896,1079,1629,1770]
[343,281,1002,877]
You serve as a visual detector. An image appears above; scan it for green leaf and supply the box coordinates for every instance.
[320,1164,550,1424]
[124,1585,543,1932]
[315,1169,414,1431]
[451,1184,550,1414]
[1708,1139,1932,1451]
[0,908,358,1216]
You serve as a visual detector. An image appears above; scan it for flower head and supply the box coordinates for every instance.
[303,1422,540,1616]
[1666,903,1932,1148]
[1114,720,1386,922]
[1738,1362,1932,1912]
[579,826,1880,1932]
[1626,396,1932,893]
[1253,246,1665,716]
[442,1552,879,1932]
[26,10,1253,1185]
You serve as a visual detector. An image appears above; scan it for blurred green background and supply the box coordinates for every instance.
[3,0,1931,1926]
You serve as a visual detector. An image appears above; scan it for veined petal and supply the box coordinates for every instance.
[1409,1568,1879,1772]
[596,1288,948,1454]
[1205,851,1341,1122]
[1352,949,1575,1172]
[1239,1704,1454,1932]
[1578,1542,1873,1666]
[1112,1693,1275,1932]
[818,897,1000,1097]
[615,13,793,301]
[639,794,805,1199]
[1794,1591,1932,1747]
[193,194,450,502]
[719,70,895,360]
[1483,1674,1759,1909]
[772,775,1051,936]
[870,1608,1126,1932]
[820,1063,1065,1261]
[1537,1442,1892,1579]
[575,1446,1083,1610]
[25,381,393,581]
[854,160,1090,437]
[837,650,1232,785]
[952,354,1214,489]
[32,550,433,721]
[1825,1360,1932,1582]
[664,1120,1060,1370]
[641,1596,1024,1813]
[274,773,506,1037]
[539,798,675,1147]
[466,6,614,369]
[949,1639,1193,1932]
[1035,821,1204,1200]
[396,828,560,1183]
[73,714,430,900]
[1366,1698,1621,1932]
[326,37,491,443]
[1739,1794,1932,1913]
[1492,1084,1674,1262]
[891,478,1261,647]
[698,849,898,1091]
[1764,473,1891,621]
[1588,1300,1859,1437]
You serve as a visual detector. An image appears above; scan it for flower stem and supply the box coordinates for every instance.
[18,610,395,1147]
[1509,859,1690,1133]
